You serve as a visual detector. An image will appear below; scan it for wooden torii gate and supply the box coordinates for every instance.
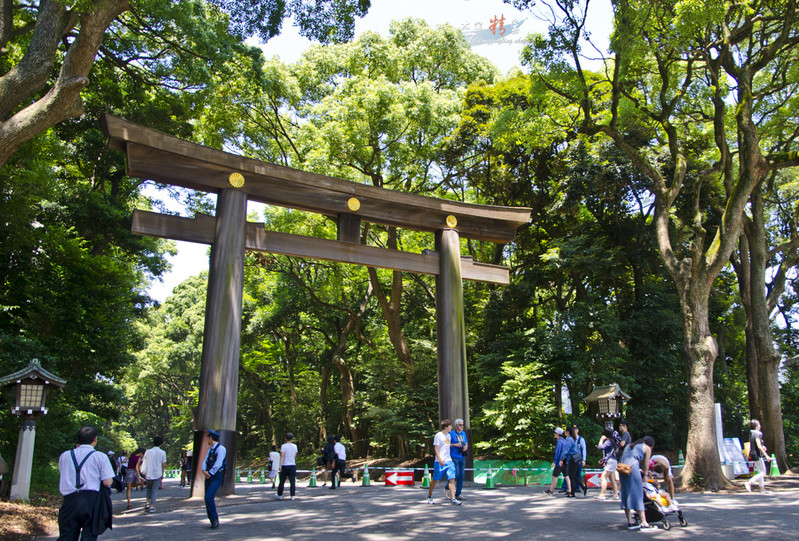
[104,115,531,496]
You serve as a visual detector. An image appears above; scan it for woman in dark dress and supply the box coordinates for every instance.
[125,448,145,510]
[619,436,655,530]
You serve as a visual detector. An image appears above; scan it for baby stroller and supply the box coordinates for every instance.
[635,480,688,530]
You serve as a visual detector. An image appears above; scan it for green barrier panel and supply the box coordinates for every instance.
[473,460,553,486]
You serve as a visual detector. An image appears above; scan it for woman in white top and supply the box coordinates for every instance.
[745,419,772,494]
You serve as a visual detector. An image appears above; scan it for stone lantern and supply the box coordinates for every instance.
[0,358,66,501]
[583,383,630,430]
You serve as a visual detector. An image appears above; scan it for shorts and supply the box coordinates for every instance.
[433,461,456,481]
[552,465,565,477]
[603,458,618,472]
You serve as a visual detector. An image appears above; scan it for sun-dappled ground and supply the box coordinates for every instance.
[0,492,59,541]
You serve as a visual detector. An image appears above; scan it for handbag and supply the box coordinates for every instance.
[617,462,632,475]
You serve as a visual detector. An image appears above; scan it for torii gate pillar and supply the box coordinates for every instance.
[191,188,247,498]
[436,228,472,478]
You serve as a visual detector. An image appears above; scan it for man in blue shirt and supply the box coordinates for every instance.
[568,424,587,497]
[202,429,227,529]
[448,418,469,500]
[545,427,569,495]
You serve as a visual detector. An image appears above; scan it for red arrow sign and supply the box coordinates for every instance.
[586,473,602,487]
[385,470,414,486]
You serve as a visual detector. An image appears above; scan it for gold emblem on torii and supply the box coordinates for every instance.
[228,172,245,188]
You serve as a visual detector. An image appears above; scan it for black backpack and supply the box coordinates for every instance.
[324,442,337,464]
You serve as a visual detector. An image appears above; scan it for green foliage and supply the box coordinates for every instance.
[479,362,555,459]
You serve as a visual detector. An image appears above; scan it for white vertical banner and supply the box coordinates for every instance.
[715,403,724,461]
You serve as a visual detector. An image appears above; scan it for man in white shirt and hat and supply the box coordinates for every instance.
[57,426,115,540]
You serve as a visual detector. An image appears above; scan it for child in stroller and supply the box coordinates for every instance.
[637,475,688,530]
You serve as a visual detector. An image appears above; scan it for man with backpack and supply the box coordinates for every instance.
[568,424,588,497]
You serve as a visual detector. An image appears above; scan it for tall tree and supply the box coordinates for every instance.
[0,0,371,171]
[517,0,799,488]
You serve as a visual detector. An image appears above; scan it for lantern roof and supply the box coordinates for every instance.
[0,358,66,389]
[583,383,631,403]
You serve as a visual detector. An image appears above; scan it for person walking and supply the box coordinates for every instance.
[744,419,772,495]
[202,429,227,529]
[449,418,468,500]
[568,424,587,497]
[544,427,569,495]
[268,445,280,489]
[277,432,298,500]
[426,419,461,505]
[618,420,631,451]
[331,434,353,488]
[557,427,574,495]
[57,426,115,540]
[116,451,128,485]
[124,448,144,510]
[618,436,656,531]
[596,428,620,500]
[323,436,336,487]
[179,451,189,488]
[139,436,167,513]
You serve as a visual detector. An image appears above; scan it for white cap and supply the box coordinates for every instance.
[554,427,564,435]
[107,451,115,455]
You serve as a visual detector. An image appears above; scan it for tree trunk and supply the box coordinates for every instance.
[319,363,329,443]
[732,231,762,420]
[367,227,414,385]
[329,283,372,456]
[332,351,364,454]
[675,286,730,491]
[745,190,789,472]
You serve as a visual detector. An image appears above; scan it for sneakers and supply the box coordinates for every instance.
[275,495,283,500]
[544,489,554,495]
[146,507,155,513]
[450,498,462,506]
[761,490,773,495]
[210,521,219,529]
[627,523,641,531]
[594,495,607,500]
[744,481,752,492]
[455,495,465,501]
[290,496,296,500]
[426,497,434,504]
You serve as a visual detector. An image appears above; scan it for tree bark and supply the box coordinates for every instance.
[367,227,414,385]
[742,189,789,472]
[329,282,372,456]
[732,230,761,421]
[0,0,129,170]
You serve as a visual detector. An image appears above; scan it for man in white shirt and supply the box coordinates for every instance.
[426,419,461,505]
[57,426,115,540]
[139,436,167,513]
[202,429,227,529]
[330,434,353,488]
[277,432,298,500]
